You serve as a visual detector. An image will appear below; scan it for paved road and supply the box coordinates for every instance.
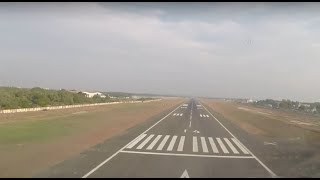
[37,99,277,178]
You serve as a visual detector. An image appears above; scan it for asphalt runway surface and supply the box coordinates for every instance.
[36,99,301,178]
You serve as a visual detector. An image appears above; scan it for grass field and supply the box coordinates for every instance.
[201,99,320,144]
[0,98,184,177]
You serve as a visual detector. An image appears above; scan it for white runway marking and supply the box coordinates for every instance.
[208,137,219,153]
[189,101,193,128]
[124,134,252,156]
[263,142,277,146]
[184,129,186,133]
[231,138,249,154]
[146,135,162,150]
[126,134,147,149]
[224,138,239,154]
[200,137,209,153]
[200,102,277,177]
[217,138,229,153]
[193,136,198,152]
[137,134,154,149]
[206,115,209,117]
[180,169,190,178]
[120,150,255,159]
[177,136,185,152]
[157,135,170,151]
[200,114,203,117]
[167,136,178,151]
[180,113,183,116]
[81,103,182,178]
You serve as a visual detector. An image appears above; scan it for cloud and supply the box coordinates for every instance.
[0,3,319,101]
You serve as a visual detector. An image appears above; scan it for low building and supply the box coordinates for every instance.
[82,91,106,98]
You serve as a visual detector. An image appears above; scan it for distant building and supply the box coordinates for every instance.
[298,103,311,108]
[132,96,141,99]
[81,92,106,98]
[247,99,254,103]
[312,107,317,113]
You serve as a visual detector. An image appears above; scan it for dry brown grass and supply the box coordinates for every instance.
[0,98,184,177]
[201,99,320,143]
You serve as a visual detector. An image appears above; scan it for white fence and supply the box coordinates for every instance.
[0,99,161,114]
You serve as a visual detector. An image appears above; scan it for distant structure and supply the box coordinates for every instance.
[246,98,257,103]
[132,95,141,99]
[81,91,106,98]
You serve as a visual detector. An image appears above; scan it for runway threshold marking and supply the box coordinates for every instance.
[200,102,277,178]
[126,134,147,149]
[167,136,178,151]
[147,135,162,150]
[177,136,185,152]
[120,150,255,159]
[193,136,198,152]
[124,134,252,156]
[82,103,183,178]
[157,135,170,151]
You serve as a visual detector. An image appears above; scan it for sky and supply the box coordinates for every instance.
[1,2,320,102]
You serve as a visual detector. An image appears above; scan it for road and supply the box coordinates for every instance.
[37,99,277,178]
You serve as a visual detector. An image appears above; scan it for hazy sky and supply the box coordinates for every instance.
[1,2,320,102]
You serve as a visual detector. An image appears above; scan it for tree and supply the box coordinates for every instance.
[58,90,74,105]
[32,93,50,106]
[298,105,306,111]
[315,103,320,113]
[19,96,32,108]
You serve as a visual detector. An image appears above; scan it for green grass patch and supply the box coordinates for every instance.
[0,100,165,145]
[0,119,71,144]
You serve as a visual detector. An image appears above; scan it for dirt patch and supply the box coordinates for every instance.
[236,121,267,135]
[0,98,184,177]
[238,107,271,116]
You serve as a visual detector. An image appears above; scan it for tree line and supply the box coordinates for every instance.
[255,98,320,113]
[0,87,118,110]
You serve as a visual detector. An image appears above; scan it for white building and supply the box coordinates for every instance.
[82,92,106,98]
[247,99,254,103]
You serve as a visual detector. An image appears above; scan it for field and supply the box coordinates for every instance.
[201,99,320,144]
[200,99,320,177]
[0,98,184,177]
